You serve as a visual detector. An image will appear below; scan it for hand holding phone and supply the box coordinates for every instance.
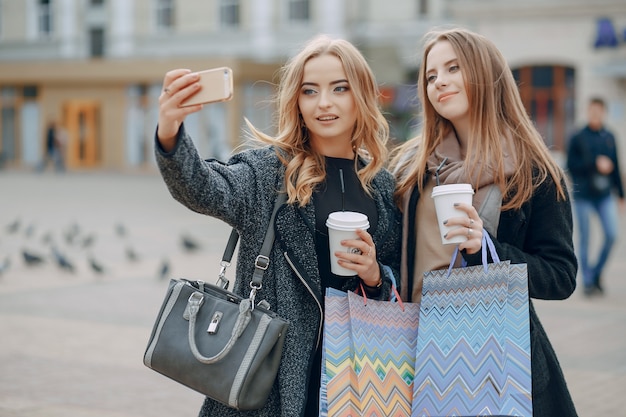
[179,67,234,107]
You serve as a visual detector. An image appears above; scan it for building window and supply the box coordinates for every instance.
[156,0,174,31]
[89,27,105,57]
[23,86,39,99]
[1,87,18,162]
[38,0,53,37]
[288,0,309,22]
[220,0,240,27]
[513,65,576,153]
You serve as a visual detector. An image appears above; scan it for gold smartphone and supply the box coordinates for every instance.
[179,67,233,107]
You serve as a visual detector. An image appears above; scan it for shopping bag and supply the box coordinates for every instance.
[320,285,421,417]
[412,233,532,417]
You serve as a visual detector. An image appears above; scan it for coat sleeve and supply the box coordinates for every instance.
[464,176,578,300]
[154,123,272,229]
[566,131,594,177]
[608,132,625,199]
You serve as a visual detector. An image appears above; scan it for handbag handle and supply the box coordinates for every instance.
[446,230,501,277]
[185,292,255,364]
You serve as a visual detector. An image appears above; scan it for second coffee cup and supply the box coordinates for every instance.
[431,183,475,245]
[326,211,370,276]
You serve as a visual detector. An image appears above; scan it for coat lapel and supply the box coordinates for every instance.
[274,200,323,303]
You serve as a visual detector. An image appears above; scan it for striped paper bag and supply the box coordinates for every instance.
[320,288,421,417]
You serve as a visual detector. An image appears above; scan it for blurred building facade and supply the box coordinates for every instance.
[0,0,624,170]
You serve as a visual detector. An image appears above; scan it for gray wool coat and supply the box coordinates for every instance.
[155,125,402,417]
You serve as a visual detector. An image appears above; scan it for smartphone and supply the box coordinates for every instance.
[179,67,233,107]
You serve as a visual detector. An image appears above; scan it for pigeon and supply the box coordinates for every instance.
[22,249,45,266]
[125,245,139,262]
[88,256,105,275]
[51,246,75,273]
[41,231,54,245]
[81,234,96,249]
[0,256,10,276]
[115,223,127,238]
[6,218,20,234]
[158,258,170,280]
[181,234,201,252]
[64,223,81,246]
[24,223,36,238]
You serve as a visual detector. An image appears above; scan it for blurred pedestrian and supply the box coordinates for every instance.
[154,34,402,417]
[391,27,579,417]
[37,120,65,172]
[567,97,625,296]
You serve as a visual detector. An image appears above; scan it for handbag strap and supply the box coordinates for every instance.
[217,192,287,297]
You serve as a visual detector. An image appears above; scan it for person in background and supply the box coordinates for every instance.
[391,27,579,416]
[567,97,624,296]
[154,34,402,417]
[37,120,65,172]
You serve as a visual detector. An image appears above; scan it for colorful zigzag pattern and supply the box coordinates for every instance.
[320,288,421,417]
[412,261,532,417]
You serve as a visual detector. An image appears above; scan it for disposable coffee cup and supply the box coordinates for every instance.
[326,211,370,276]
[431,184,474,245]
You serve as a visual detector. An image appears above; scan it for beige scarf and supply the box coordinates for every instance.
[426,130,517,235]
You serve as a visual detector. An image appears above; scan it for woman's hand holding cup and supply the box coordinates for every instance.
[443,202,483,254]
[335,229,380,286]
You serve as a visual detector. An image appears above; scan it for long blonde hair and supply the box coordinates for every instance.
[247,34,389,206]
[391,28,565,210]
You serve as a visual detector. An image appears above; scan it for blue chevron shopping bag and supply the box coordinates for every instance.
[320,285,421,417]
[412,233,532,417]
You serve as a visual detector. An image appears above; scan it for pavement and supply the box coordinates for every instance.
[0,170,625,417]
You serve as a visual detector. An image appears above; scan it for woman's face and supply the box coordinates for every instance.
[425,40,470,133]
[298,53,357,157]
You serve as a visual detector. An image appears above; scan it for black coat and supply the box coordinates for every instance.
[566,125,624,201]
[404,174,579,417]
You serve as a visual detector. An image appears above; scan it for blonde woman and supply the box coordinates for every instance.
[156,34,401,417]
[391,28,578,416]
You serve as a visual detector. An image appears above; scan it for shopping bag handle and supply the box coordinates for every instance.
[359,267,405,311]
[447,230,500,277]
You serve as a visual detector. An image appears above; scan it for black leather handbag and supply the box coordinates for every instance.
[143,194,289,411]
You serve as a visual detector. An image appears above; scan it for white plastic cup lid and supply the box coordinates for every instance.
[431,183,474,197]
[326,211,370,231]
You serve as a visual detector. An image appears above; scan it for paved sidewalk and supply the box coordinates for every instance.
[1,171,625,417]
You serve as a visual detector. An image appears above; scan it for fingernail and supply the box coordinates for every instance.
[443,220,448,225]
[443,233,448,238]
[453,203,460,207]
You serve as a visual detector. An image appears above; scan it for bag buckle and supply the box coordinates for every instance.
[255,255,270,270]
[183,291,205,320]
[248,282,262,311]
[216,260,230,290]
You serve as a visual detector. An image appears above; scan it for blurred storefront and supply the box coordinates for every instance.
[0,0,624,171]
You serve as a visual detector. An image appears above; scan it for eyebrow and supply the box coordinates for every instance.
[301,79,349,87]
[426,59,458,73]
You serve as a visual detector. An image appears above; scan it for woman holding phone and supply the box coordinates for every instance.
[155,34,402,417]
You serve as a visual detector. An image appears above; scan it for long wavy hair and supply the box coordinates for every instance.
[391,28,565,210]
[246,34,390,206]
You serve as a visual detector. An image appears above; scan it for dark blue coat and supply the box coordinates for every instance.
[567,125,624,201]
